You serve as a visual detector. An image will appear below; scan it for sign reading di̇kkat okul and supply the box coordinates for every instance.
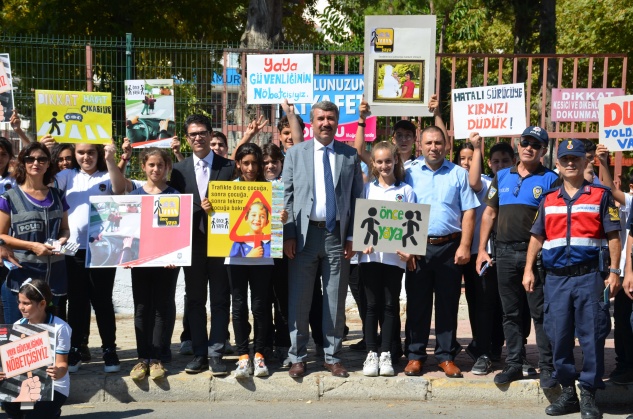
[352,199,430,255]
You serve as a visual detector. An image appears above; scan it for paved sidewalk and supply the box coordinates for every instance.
[67,294,633,406]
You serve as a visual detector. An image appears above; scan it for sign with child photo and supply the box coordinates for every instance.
[86,194,193,267]
[207,181,284,258]
[352,199,430,255]
[0,323,57,402]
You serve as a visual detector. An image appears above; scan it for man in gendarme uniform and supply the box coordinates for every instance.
[476,126,559,387]
[524,139,621,419]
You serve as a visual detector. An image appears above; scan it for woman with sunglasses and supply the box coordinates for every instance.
[0,142,70,324]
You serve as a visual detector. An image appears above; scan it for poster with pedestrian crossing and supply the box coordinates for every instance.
[0,323,56,402]
[352,199,430,255]
[35,90,112,144]
[87,194,193,268]
[206,181,284,258]
[125,79,176,148]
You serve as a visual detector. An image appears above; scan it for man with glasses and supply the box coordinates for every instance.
[476,126,560,387]
[170,114,235,375]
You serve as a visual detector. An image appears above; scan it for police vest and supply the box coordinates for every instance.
[541,185,606,269]
[5,187,67,295]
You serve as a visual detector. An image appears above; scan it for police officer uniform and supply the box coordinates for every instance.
[530,138,620,417]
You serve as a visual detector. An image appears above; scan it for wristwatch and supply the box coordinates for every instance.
[0,238,6,246]
[609,268,622,275]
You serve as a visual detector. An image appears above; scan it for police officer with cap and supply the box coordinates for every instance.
[524,138,621,418]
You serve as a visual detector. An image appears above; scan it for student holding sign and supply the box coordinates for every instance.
[359,141,415,377]
[0,279,71,418]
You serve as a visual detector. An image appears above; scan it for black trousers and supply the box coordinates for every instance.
[132,266,179,360]
[348,262,366,338]
[496,244,553,369]
[613,283,633,370]
[463,256,504,356]
[182,251,230,357]
[361,262,403,353]
[228,264,273,355]
[66,250,116,349]
[406,239,463,363]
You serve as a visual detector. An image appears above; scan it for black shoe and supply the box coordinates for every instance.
[471,355,492,375]
[209,356,228,376]
[349,339,366,351]
[344,325,349,338]
[579,388,601,419]
[185,356,209,374]
[522,357,538,377]
[494,365,523,385]
[103,347,121,373]
[608,364,627,379]
[545,385,579,416]
[611,368,633,385]
[540,368,558,389]
[68,347,82,373]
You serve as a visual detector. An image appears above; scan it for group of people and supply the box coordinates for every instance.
[0,97,632,419]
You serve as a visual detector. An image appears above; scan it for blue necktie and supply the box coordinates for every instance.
[323,147,337,233]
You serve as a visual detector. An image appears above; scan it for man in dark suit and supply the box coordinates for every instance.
[170,114,235,374]
[283,101,363,378]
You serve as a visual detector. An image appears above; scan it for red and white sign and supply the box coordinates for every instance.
[247,54,314,104]
[599,94,633,151]
[0,331,52,379]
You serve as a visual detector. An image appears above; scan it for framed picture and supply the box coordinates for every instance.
[373,61,424,103]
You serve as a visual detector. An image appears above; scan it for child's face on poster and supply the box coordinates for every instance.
[246,205,269,234]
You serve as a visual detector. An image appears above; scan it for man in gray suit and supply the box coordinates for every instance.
[283,101,364,378]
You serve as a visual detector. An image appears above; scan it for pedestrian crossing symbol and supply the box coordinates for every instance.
[154,196,180,227]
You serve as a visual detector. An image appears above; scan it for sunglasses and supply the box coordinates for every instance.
[513,176,524,197]
[519,138,543,150]
[24,156,50,164]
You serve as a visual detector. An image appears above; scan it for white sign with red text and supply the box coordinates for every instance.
[1,331,52,379]
[247,54,314,104]
[599,94,633,151]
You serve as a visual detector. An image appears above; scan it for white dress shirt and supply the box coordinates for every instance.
[310,141,337,221]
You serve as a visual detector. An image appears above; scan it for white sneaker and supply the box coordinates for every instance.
[379,352,395,376]
[253,352,269,377]
[363,351,379,377]
[179,340,193,355]
[234,355,253,378]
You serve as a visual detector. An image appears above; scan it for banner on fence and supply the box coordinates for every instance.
[364,15,436,117]
[247,54,314,105]
[293,75,377,142]
[35,90,112,144]
[352,199,430,255]
[207,181,283,258]
[0,54,14,124]
[552,88,624,122]
[87,194,193,267]
[599,94,633,151]
[0,323,57,402]
[125,79,175,148]
[451,83,526,139]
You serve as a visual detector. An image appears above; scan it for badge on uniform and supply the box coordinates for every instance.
[608,206,620,222]
[488,186,497,200]
[533,186,543,199]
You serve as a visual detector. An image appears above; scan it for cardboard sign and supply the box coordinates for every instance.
[247,54,314,104]
[35,90,112,144]
[207,181,284,258]
[87,194,193,267]
[352,199,430,255]
[0,54,14,123]
[552,88,624,122]
[0,323,57,402]
[451,83,526,139]
[364,15,436,117]
[599,95,633,151]
[294,74,377,142]
[125,79,175,148]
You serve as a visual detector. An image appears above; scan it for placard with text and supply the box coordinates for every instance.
[0,323,56,402]
[207,181,283,258]
[247,54,314,104]
[0,54,14,123]
[87,194,193,267]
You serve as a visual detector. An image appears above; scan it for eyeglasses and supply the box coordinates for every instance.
[513,176,524,197]
[519,138,543,150]
[187,130,209,139]
[57,156,73,163]
[24,156,50,165]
